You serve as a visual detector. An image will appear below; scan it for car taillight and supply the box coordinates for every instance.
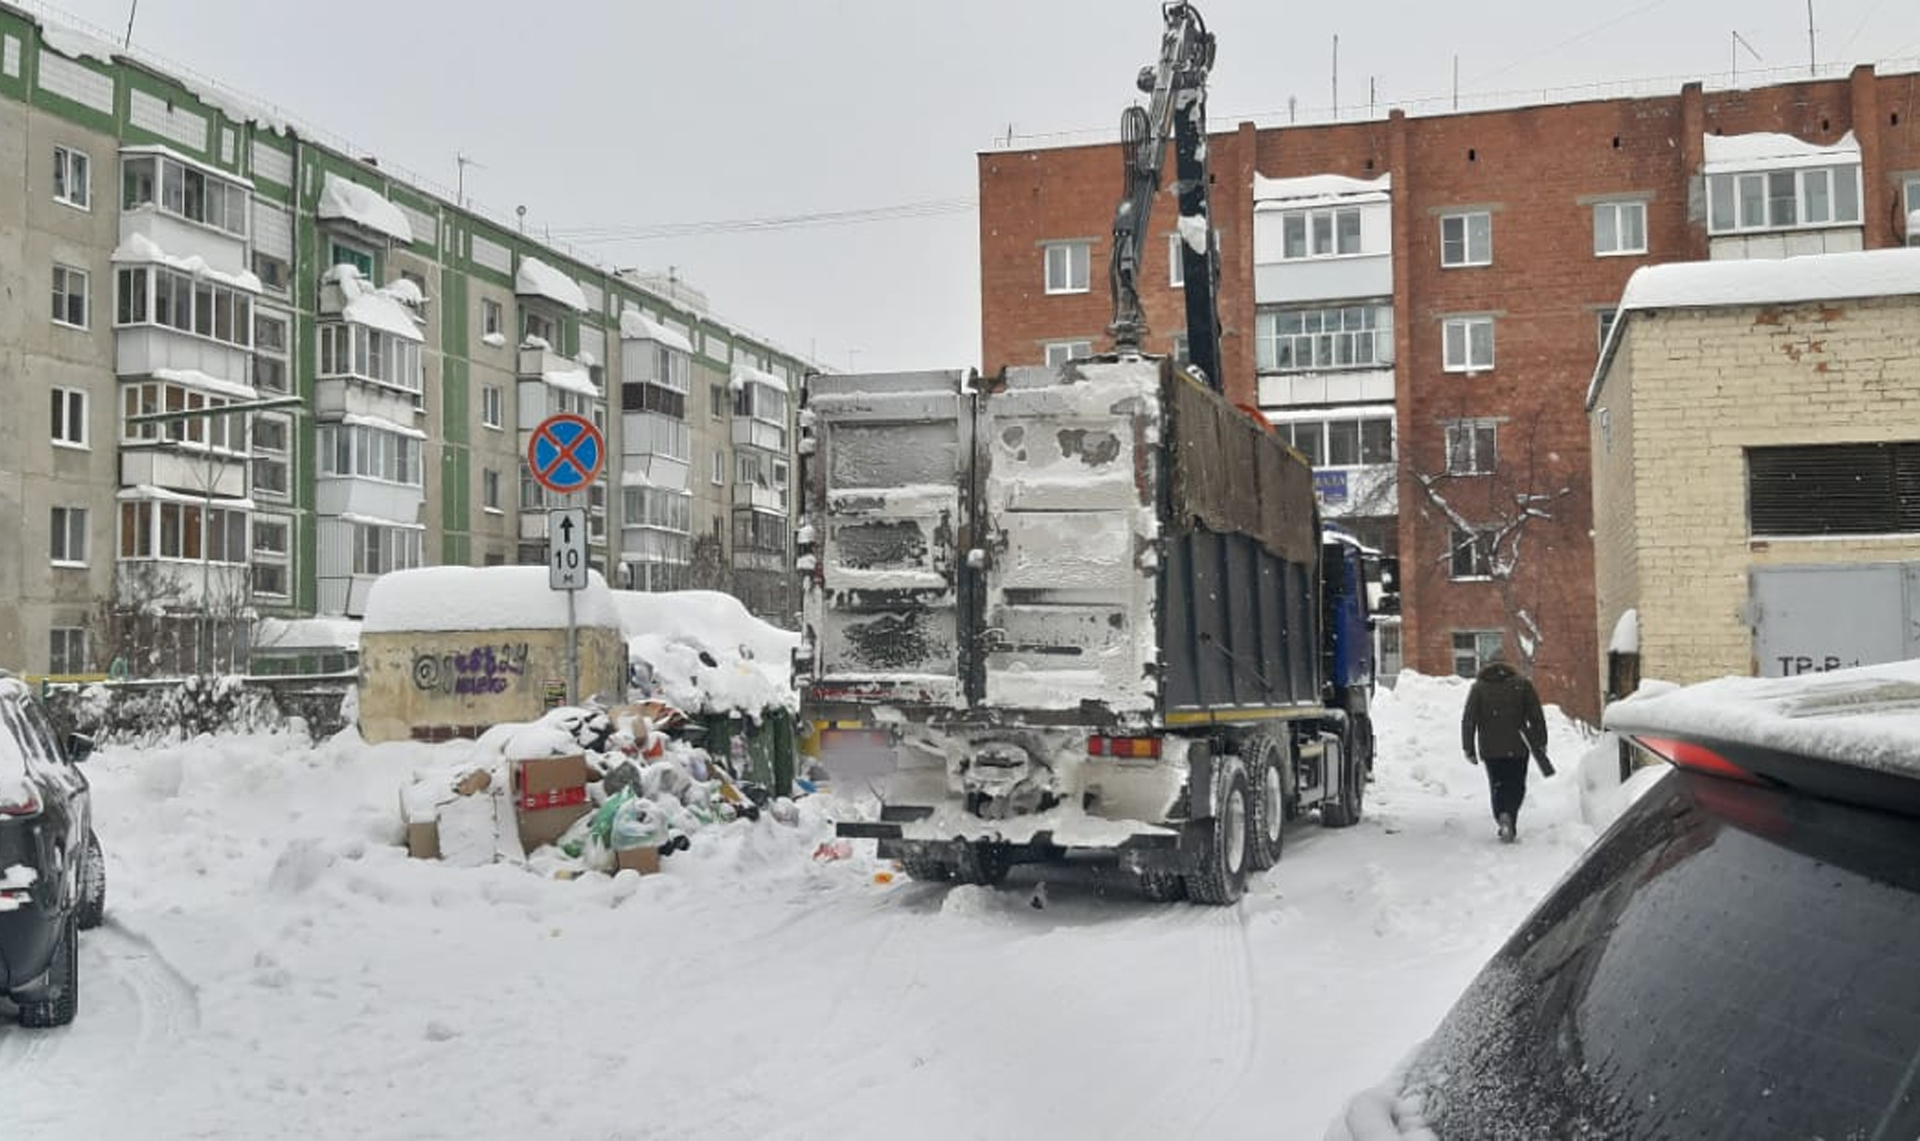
[1088,735,1162,759]
[0,790,41,816]
[1631,736,1763,784]
[821,728,890,750]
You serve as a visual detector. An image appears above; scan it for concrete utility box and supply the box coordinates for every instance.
[357,566,627,743]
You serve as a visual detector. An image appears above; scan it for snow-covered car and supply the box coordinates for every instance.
[0,673,105,1028]
[1327,660,1920,1141]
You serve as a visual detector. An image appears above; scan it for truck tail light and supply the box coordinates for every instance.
[1088,735,1162,759]
[0,789,41,817]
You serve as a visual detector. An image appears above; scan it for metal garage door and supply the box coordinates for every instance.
[1750,563,1920,677]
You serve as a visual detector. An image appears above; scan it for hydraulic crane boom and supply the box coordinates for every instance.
[1107,2,1223,393]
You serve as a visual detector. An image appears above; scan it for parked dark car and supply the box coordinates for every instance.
[1330,662,1920,1140]
[0,673,105,1028]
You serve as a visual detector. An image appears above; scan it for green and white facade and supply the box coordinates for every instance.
[0,6,806,677]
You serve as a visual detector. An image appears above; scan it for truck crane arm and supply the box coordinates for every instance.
[1107,2,1223,394]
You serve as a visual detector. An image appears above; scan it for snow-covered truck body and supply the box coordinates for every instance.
[798,357,1377,903]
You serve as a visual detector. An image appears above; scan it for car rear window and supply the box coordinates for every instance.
[1406,769,1920,1140]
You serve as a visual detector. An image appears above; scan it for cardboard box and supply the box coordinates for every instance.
[406,820,441,860]
[615,845,661,876]
[514,754,592,852]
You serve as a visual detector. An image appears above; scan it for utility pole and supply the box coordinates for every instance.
[1332,34,1339,121]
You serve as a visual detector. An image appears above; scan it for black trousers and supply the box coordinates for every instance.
[1484,756,1529,821]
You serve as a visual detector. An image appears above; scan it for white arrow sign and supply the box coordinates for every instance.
[548,508,589,592]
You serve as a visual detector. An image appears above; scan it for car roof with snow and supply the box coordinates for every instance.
[1604,658,1920,818]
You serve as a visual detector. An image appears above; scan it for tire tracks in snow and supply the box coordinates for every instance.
[0,916,201,1133]
[1120,902,1260,1141]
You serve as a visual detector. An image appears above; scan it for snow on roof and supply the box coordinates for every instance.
[254,616,362,652]
[1703,129,1858,174]
[612,590,799,716]
[339,413,427,440]
[515,256,589,313]
[33,12,294,135]
[361,567,621,634]
[1588,248,1920,407]
[618,308,694,354]
[317,174,415,245]
[1604,658,1920,780]
[149,367,260,402]
[731,363,784,391]
[325,265,425,343]
[543,368,599,399]
[112,233,264,293]
[1252,171,1392,207]
[120,144,256,190]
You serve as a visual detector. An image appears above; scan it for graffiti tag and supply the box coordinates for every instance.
[412,644,530,696]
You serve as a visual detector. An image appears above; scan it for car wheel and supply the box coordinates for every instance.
[1243,733,1287,871]
[77,831,106,930]
[1185,757,1249,905]
[16,913,79,1029]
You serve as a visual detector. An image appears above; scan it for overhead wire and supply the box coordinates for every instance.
[549,197,977,244]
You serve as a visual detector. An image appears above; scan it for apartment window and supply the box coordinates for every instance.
[53,146,90,209]
[1043,241,1091,294]
[1748,442,1920,536]
[329,239,373,277]
[1280,206,1363,260]
[1277,417,1394,467]
[254,311,289,394]
[1445,420,1499,475]
[1442,317,1495,372]
[482,297,503,338]
[50,507,88,566]
[523,309,557,347]
[116,265,253,348]
[1452,630,1505,679]
[1044,340,1093,368]
[1596,310,1621,354]
[317,423,425,486]
[483,468,502,512]
[1256,304,1393,372]
[351,523,423,576]
[251,563,288,598]
[49,628,88,676]
[1593,200,1647,256]
[711,449,726,486]
[1170,332,1190,364]
[1440,211,1492,267]
[317,322,423,396]
[51,387,87,448]
[1707,164,1861,233]
[121,381,246,453]
[1906,176,1920,246]
[710,383,728,420]
[482,384,503,429]
[52,264,88,328]
[117,499,248,563]
[1449,526,1497,579]
[121,154,248,236]
[252,252,290,294]
[253,518,289,558]
[1169,233,1186,287]
[519,466,545,511]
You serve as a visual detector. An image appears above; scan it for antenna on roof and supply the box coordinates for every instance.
[455,153,487,208]
[1731,31,1762,87]
[122,0,138,48]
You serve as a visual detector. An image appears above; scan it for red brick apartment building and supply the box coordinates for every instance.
[978,66,1920,720]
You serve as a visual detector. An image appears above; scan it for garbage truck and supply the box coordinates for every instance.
[795,360,1386,904]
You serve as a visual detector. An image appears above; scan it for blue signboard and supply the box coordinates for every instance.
[1314,469,1349,505]
[526,414,605,495]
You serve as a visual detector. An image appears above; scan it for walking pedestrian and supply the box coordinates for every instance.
[1461,651,1554,843]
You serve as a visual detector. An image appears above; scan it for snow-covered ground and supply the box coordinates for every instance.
[4,673,1636,1140]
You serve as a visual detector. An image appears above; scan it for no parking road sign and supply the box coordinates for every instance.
[527,413,605,495]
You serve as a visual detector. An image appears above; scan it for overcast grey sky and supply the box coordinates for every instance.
[31,0,1920,371]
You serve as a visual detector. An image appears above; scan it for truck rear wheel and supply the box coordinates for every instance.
[897,847,953,882]
[952,842,1011,887]
[1185,758,1249,905]
[1243,733,1286,871]
[1136,867,1186,902]
[1320,726,1365,829]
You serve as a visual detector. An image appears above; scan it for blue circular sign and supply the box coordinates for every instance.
[526,413,605,494]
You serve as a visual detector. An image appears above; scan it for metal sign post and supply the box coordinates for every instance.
[527,414,606,707]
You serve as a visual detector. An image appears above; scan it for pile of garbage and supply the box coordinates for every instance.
[399,700,798,876]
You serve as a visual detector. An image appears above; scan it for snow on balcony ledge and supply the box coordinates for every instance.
[730,363,784,391]
[1252,171,1391,208]
[619,308,694,354]
[112,233,263,293]
[1703,130,1859,174]
[543,368,600,400]
[515,256,589,313]
[324,265,425,343]
[317,173,415,245]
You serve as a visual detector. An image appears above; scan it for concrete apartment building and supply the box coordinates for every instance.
[1588,250,1920,689]
[0,7,806,679]
[978,64,1920,719]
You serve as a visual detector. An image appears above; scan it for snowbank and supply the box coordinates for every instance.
[361,566,621,634]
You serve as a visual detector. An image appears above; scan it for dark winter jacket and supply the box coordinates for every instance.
[1461,663,1549,762]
